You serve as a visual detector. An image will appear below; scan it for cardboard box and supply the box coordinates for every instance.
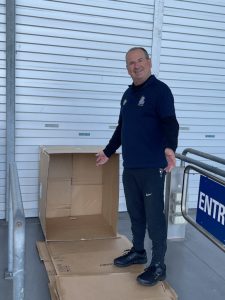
[38,146,177,300]
[39,146,119,241]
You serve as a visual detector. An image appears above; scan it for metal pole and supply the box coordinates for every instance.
[6,185,13,277]
[6,0,16,278]
[151,0,165,76]
[13,221,25,300]
[10,163,25,300]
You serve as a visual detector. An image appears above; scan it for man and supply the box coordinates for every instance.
[96,47,179,286]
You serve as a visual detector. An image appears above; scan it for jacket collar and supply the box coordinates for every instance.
[129,75,156,90]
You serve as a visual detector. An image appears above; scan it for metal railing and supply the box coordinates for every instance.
[181,148,225,167]
[5,162,25,300]
[175,148,225,253]
[176,152,225,179]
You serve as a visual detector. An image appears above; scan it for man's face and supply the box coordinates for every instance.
[126,49,151,86]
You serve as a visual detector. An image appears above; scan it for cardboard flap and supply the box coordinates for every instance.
[46,216,116,241]
[46,180,72,218]
[48,154,73,179]
[46,235,144,275]
[72,153,102,184]
[37,241,52,262]
[41,145,104,154]
[55,273,177,300]
[49,283,59,300]
[36,241,57,283]
[71,185,102,216]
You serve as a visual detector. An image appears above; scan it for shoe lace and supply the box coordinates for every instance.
[144,265,154,272]
[122,248,134,256]
[144,264,164,274]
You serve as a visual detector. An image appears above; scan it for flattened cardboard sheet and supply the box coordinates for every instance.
[47,235,144,275]
[55,273,177,300]
[38,238,178,300]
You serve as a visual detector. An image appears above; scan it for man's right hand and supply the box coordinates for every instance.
[96,150,109,166]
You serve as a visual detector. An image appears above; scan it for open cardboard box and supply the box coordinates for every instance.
[39,145,119,241]
[38,146,177,300]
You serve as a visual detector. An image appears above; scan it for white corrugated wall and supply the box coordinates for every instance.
[160,0,225,207]
[14,0,155,217]
[1,0,225,218]
[0,0,6,219]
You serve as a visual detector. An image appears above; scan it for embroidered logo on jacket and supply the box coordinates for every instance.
[123,99,127,106]
[138,96,145,106]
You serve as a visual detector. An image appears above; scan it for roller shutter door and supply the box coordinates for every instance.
[15,0,155,216]
[160,0,225,208]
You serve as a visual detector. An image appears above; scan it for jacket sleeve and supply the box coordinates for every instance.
[161,116,179,152]
[156,83,179,152]
[103,112,122,158]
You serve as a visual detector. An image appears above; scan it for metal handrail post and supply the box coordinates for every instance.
[10,163,25,300]
[7,186,14,277]
[13,220,25,300]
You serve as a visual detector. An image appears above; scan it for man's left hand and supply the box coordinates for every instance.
[164,148,176,172]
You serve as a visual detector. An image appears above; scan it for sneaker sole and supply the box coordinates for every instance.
[136,275,166,286]
[114,258,147,268]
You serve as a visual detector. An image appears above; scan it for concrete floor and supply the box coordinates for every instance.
[1,213,225,300]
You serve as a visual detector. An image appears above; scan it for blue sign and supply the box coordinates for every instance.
[196,175,225,245]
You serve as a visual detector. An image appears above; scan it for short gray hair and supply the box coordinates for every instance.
[126,47,150,61]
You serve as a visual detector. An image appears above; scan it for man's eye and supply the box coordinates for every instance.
[128,58,145,66]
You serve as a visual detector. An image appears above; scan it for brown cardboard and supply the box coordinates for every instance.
[72,153,102,184]
[46,235,144,275]
[38,145,177,300]
[49,282,60,300]
[38,236,177,300]
[71,184,102,215]
[39,146,119,241]
[163,282,178,300]
[45,179,72,218]
[55,273,177,300]
[37,241,56,283]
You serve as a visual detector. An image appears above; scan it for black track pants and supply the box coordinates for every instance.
[122,168,167,264]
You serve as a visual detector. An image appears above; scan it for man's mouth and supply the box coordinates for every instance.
[135,69,143,75]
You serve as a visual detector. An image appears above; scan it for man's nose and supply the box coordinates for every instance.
[134,61,141,68]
